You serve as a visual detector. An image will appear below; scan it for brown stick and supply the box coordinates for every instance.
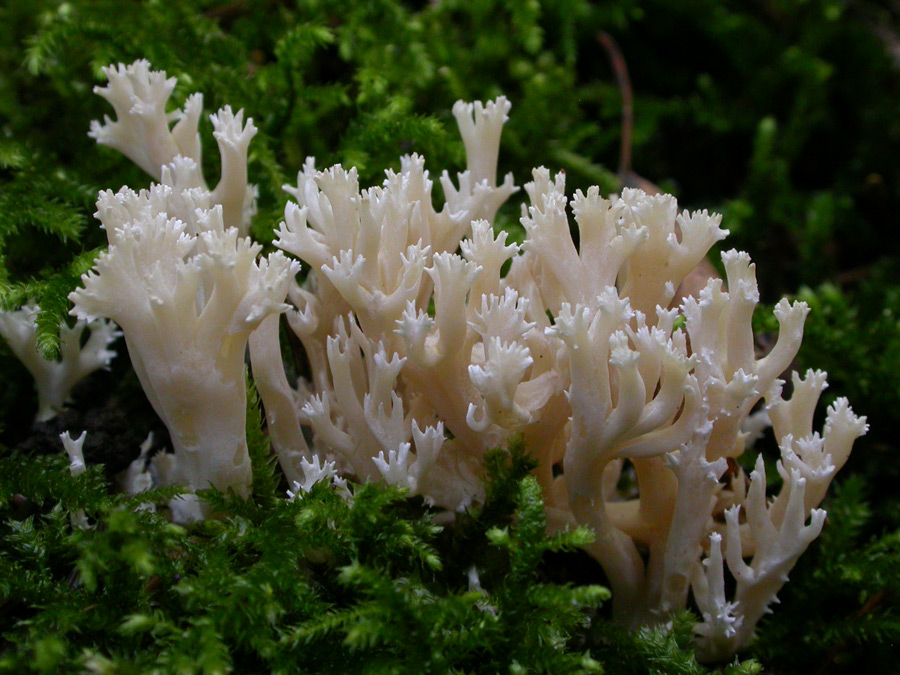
[597,32,634,177]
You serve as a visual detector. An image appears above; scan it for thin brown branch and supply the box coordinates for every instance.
[597,32,634,177]
[205,0,249,22]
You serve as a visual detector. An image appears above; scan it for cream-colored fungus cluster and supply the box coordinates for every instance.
[1,60,866,659]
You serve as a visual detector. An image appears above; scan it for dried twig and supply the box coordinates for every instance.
[597,32,634,177]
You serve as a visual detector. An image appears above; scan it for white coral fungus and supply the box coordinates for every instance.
[0,305,118,421]
[69,188,298,499]
[71,60,868,660]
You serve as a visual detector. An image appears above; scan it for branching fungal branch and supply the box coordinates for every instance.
[0,305,119,421]
[69,186,297,504]
[89,59,257,235]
